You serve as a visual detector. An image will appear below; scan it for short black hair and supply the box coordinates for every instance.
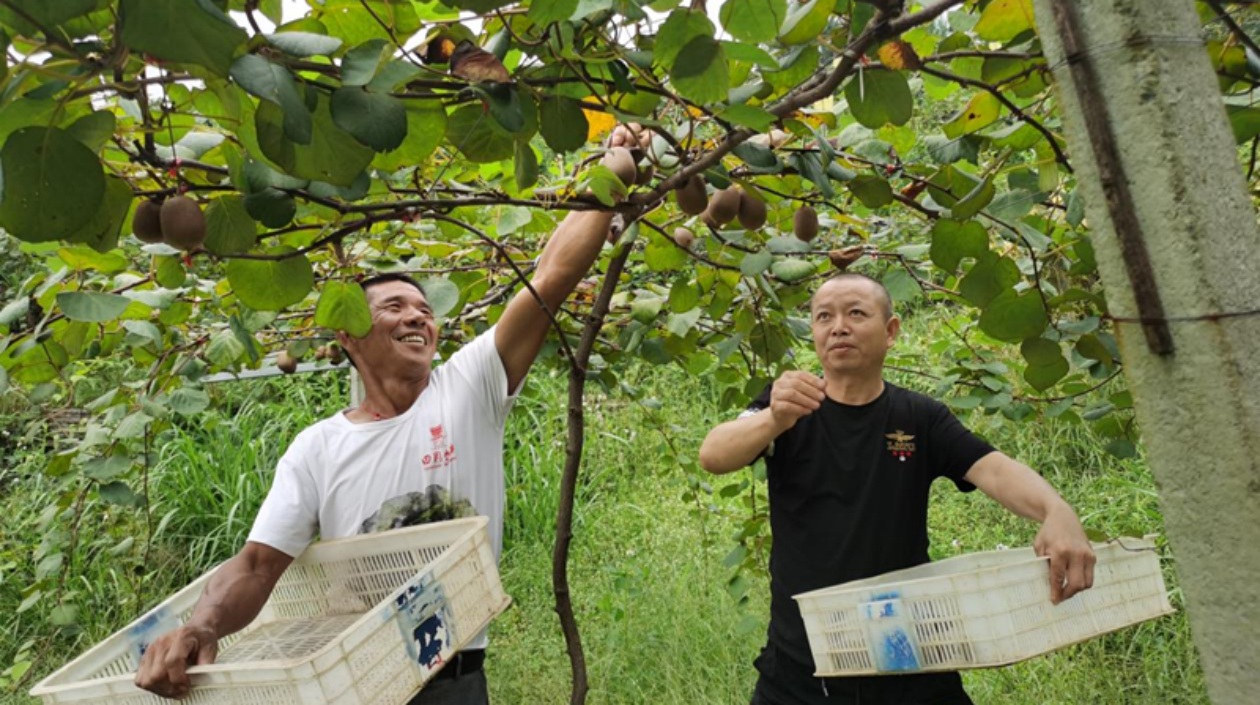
[339,273,428,369]
[813,272,894,320]
[361,272,426,300]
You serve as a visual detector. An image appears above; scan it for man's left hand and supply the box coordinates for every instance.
[1034,509,1096,604]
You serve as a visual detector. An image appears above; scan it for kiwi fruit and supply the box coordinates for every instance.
[673,227,695,248]
[793,205,819,242]
[326,343,345,365]
[133,199,165,244]
[674,175,708,215]
[737,189,767,230]
[829,246,864,271]
[313,345,329,361]
[602,147,637,186]
[160,196,207,251]
[705,187,741,226]
[276,351,298,374]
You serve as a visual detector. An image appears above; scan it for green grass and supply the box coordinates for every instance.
[0,350,1207,704]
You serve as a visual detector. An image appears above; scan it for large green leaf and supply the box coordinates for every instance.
[539,96,589,153]
[442,0,515,13]
[0,0,95,32]
[719,0,787,44]
[929,219,988,272]
[56,292,131,323]
[960,251,1020,307]
[119,0,248,77]
[229,55,312,144]
[418,277,461,318]
[267,32,343,58]
[846,69,913,129]
[656,9,714,68]
[514,140,539,189]
[69,176,131,253]
[204,195,259,255]
[226,250,315,311]
[445,104,514,163]
[66,112,117,152]
[340,39,391,86]
[331,88,408,151]
[1021,338,1069,391]
[315,0,420,45]
[0,127,105,243]
[778,0,835,46]
[671,37,729,106]
[974,0,1035,43]
[529,0,581,24]
[314,281,372,337]
[374,103,447,171]
[256,92,375,186]
[980,290,1048,342]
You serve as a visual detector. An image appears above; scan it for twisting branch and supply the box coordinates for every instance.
[918,64,1073,172]
[1206,0,1260,61]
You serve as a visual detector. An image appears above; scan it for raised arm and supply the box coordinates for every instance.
[495,125,649,391]
[699,371,825,474]
[135,541,293,699]
[964,452,1096,604]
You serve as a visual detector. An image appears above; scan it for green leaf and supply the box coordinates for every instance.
[256,92,374,186]
[368,60,423,93]
[315,281,372,337]
[243,188,295,228]
[514,140,539,189]
[720,0,787,44]
[316,0,420,45]
[155,255,186,289]
[0,127,105,243]
[666,309,702,337]
[771,258,816,282]
[340,39,390,86]
[979,290,1048,342]
[740,249,773,276]
[443,0,515,13]
[656,9,714,68]
[66,112,117,152]
[882,268,921,304]
[56,292,130,323]
[721,41,779,69]
[71,176,131,252]
[1021,337,1068,391]
[0,366,8,396]
[230,55,312,144]
[951,176,995,220]
[645,232,688,271]
[445,104,514,163]
[57,246,127,274]
[930,219,989,272]
[168,387,210,415]
[331,88,408,151]
[670,37,729,106]
[205,329,246,367]
[539,96,589,153]
[0,0,94,31]
[848,175,893,208]
[718,104,777,132]
[529,0,581,24]
[1226,105,1260,144]
[959,251,1019,307]
[418,277,461,318]
[631,296,664,324]
[119,0,248,77]
[375,103,447,172]
[974,0,1035,43]
[98,481,141,506]
[944,92,1002,139]
[924,135,981,164]
[267,32,343,58]
[226,249,314,311]
[778,0,835,45]
[846,69,913,129]
[204,195,259,255]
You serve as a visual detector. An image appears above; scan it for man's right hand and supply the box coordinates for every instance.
[769,370,826,431]
[134,624,218,700]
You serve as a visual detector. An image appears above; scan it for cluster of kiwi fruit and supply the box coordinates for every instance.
[276,343,345,374]
[133,195,206,251]
[669,175,822,245]
[601,146,654,187]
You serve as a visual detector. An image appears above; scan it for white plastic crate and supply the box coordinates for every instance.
[31,517,510,705]
[794,537,1173,676]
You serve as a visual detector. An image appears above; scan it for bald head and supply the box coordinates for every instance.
[812,273,893,320]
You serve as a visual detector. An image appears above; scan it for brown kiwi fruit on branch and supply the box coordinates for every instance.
[276,351,298,374]
[793,205,819,242]
[673,227,695,248]
[674,174,708,215]
[133,199,165,244]
[705,187,741,226]
[601,147,638,186]
[160,196,206,251]
[737,189,767,230]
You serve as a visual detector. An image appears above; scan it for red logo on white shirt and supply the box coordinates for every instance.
[422,425,457,471]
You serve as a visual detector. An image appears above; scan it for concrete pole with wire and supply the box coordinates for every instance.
[1034,1,1260,701]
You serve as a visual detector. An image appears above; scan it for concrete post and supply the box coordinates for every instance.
[1034,1,1260,701]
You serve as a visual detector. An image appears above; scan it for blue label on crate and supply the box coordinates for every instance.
[128,606,179,666]
[393,575,454,674]
[860,597,922,673]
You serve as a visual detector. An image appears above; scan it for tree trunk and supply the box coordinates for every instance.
[1034,1,1260,701]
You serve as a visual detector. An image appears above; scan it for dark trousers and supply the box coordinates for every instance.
[751,644,973,705]
[406,651,488,705]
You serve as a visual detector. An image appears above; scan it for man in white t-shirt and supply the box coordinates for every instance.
[135,125,650,704]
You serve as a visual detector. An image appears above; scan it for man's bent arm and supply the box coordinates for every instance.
[964,451,1096,603]
[699,409,789,474]
[495,210,614,391]
[135,541,293,698]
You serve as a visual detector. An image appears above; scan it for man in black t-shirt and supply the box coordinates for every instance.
[699,273,1096,705]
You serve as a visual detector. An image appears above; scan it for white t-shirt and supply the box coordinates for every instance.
[247,327,517,649]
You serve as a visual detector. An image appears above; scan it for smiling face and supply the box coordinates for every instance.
[810,276,899,380]
[338,280,439,380]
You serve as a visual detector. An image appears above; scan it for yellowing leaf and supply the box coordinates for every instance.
[974,0,1035,43]
[584,108,616,142]
[877,40,921,71]
[943,91,1002,139]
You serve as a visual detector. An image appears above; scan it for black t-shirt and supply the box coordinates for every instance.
[747,380,994,701]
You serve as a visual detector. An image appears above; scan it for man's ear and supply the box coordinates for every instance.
[886,315,901,345]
